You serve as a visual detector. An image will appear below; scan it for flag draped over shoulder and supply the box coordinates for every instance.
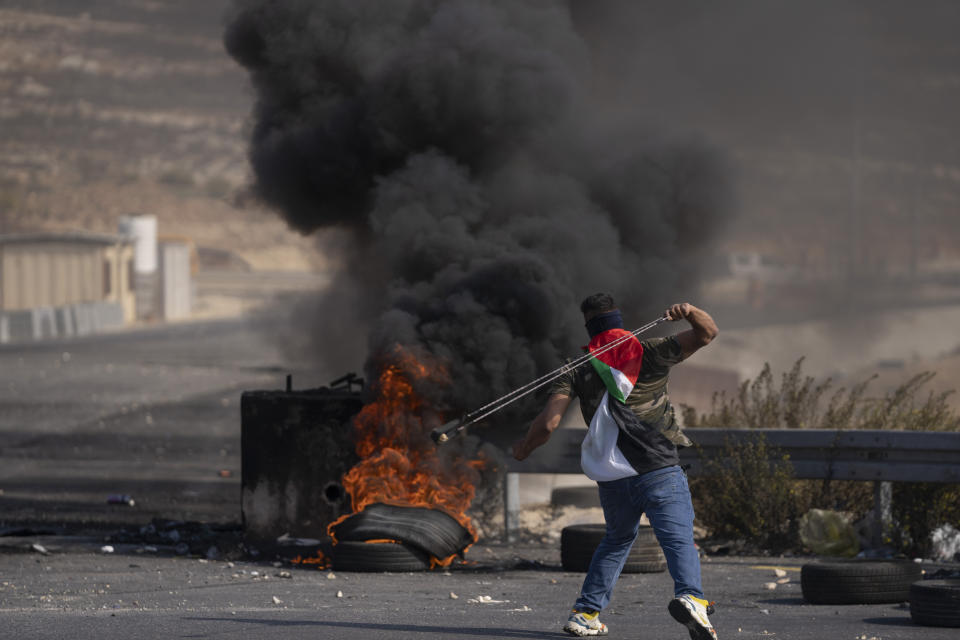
[580,328,645,481]
[586,328,644,403]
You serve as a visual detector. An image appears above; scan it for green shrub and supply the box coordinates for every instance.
[690,434,802,552]
[892,483,960,557]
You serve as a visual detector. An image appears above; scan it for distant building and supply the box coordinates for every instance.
[0,231,135,342]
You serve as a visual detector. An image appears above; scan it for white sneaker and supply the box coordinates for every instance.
[563,609,609,636]
[668,594,717,640]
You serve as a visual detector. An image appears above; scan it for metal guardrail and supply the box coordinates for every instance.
[508,428,960,483]
[503,428,960,543]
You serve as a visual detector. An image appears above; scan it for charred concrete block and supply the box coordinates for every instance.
[241,386,361,543]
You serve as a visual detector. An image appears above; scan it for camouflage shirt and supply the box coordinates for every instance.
[550,336,693,448]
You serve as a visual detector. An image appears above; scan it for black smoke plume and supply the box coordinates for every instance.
[225,0,733,423]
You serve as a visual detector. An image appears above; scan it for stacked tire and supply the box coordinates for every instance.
[910,579,960,628]
[561,524,666,573]
[800,560,922,604]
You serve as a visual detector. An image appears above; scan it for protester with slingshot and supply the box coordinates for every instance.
[512,293,720,640]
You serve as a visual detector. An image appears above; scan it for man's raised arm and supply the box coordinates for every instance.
[667,302,719,359]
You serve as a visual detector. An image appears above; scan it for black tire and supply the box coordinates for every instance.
[560,524,666,573]
[551,486,601,508]
[910,579,960,627]
[801,560,922,604]
[331,503,473,561]
[331,540,429,572]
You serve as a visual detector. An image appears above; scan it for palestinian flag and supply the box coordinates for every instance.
[586,328,644,403]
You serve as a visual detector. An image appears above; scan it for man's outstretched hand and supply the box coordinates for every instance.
[666,302,694,321]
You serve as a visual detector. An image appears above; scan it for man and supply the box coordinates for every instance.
[512,293,719,640]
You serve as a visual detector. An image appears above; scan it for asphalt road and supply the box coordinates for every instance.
[2,316,958,639]
[1,537,955,640]
[0,314,346,531]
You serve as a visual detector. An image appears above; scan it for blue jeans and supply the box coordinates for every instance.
[574,465,703,612]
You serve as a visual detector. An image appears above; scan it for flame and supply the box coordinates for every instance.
[329,345,484,566]
[291,549,329,567]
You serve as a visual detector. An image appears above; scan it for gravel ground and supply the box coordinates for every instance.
[1,536,957,640]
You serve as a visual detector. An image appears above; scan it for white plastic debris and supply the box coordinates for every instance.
[326,572,337,580]
[776,577,790,585]
[773,569,787,578]
[507,606,532,612]
[931,523,960,562]
[759,609,770,615]
[449,592,458,599]
[762,582,777,590]
[101,545,115,554]
[277,571,292,579]
[467,595,508,604]
[31,543,49,555]
[336,590,343,598]
[272,596,282,605]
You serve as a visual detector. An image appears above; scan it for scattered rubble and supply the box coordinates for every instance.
[106,518,244,559]
[467,595,509,604]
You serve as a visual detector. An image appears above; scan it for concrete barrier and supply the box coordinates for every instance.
[0,302,125,343]
[1,310,33,343]
[31,307,57,340]
[71,303,95,336]
[55,306,75,338]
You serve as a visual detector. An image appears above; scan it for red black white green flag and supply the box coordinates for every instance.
[586,328,644,403]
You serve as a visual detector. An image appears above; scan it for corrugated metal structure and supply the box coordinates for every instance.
[0,231,136,342]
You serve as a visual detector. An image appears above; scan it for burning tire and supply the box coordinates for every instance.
[331,541,430,572]
[800,560,922,604]
[331,503,474,563]
[910,579,960,627]
[561,524,666,573]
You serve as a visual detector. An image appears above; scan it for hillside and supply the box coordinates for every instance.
[0,1,319,270]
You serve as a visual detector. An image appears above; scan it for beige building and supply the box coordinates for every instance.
[0,232,136,341]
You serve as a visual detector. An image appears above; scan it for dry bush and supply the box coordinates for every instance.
[683,358,960,431]
[690,435,802,552]
[684,359,959,554]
